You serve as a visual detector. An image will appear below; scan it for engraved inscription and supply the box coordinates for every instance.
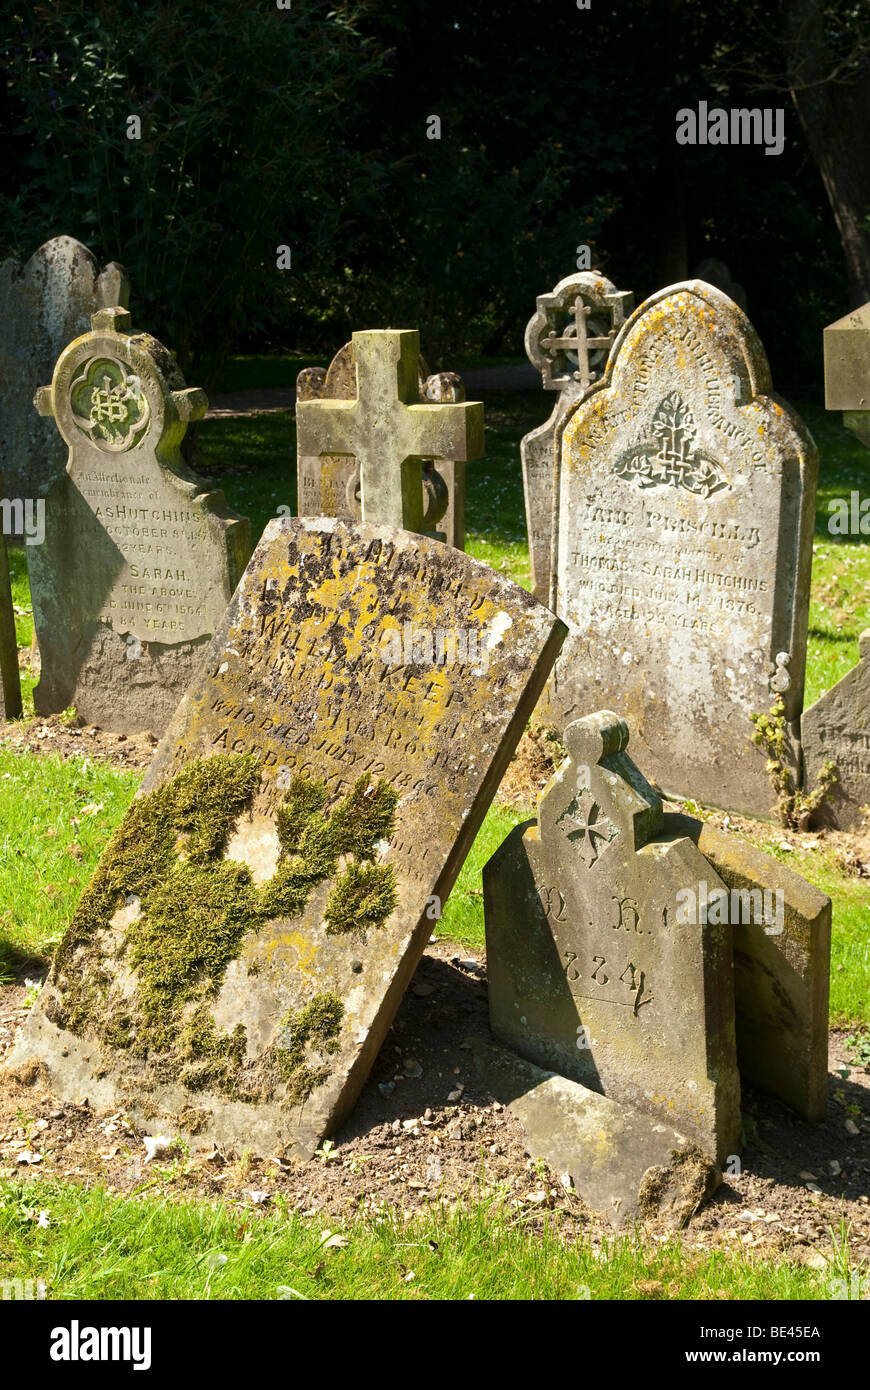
[70,357,150,452]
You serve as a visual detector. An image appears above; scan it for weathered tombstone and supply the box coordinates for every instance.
[542,280,818,819]
[801,631,870,831]
[297,343,470,548]
[10,517,566,1157]
[295,330,484,536]
[824,300,870,449]
[522,273,633,602]
[29,306,251,735]
[0,236,128,502]
[484,710,742,1162]
[666,813,831,1122]
[0,474,23,719]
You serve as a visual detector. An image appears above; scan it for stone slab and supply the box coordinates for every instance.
[29,306,251,734]
[802,631,870,832]
[10,517,566,1158]
[542,280,818,819]
[666,813,831,1122]
[473,1039,720,1227]
[0,236,128,502]
[484,710,741,1162]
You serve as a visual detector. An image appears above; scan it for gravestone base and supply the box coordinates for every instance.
[33,624,212,736]
[473,1040,720,1227]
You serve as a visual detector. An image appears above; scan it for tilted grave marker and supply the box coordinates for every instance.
[295,330,484,535]
[29,306,251,735]
[542,280,818,819]
[11,517,566,1157]
[521,272,633,601]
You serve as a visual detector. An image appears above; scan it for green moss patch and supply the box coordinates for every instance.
[47,759,398,1106]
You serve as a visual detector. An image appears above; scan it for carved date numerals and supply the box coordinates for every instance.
[563,950,653,1016]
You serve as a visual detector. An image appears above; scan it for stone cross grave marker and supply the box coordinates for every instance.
[297,340,473,548]
[11,517,567,1158]
[802,631,870,832]
[29,306,251,735]
[542,280,818,819]
[295,330,484,534]
[484,710,741,1161]
[522,273,633,601]
[824,300,870,449]
[0,471,23,719]
[0,236,128,502]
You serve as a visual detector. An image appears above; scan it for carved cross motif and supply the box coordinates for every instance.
[540,295,618,391]
[613,392,729,498]
[556,789,618,868]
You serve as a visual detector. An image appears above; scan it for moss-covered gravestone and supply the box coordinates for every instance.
[521,272,633,601]
[802,631,870,831]
[542,281,818,820]
[29,306,251,735]
[11,517,566,1157]
[0,235,128,502]
[295,330,484,538]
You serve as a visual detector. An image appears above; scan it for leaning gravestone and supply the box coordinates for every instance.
[0,236,128,502]
[0,473,23,719]
[665,812,831,1123]
[10,517,566,1157]
[521,272,633,601]
[29,306,251,735]
[542,281,818,819]
[295,330,484,536]
[802,631,870,831]
[297,341,473,548]
[484,710,742,1163]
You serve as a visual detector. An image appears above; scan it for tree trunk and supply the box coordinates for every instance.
[781,0,870,306]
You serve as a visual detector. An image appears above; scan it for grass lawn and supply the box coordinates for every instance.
[0,1177,849,1301]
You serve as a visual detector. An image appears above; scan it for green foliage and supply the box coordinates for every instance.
[750,698,838,830]
[2,0,387,377]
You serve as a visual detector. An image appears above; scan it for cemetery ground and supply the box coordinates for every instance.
[0,382,868,1300]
